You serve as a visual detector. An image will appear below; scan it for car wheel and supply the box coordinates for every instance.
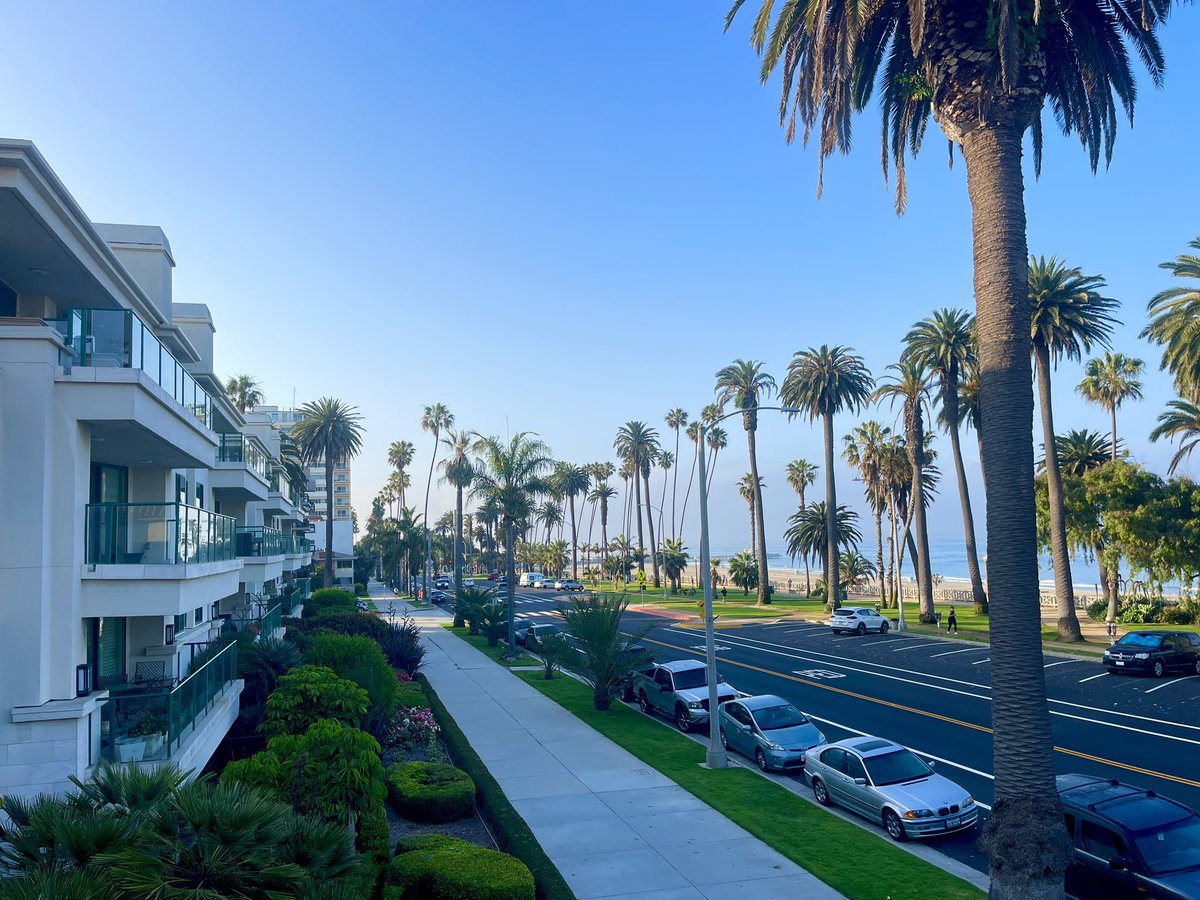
[857,623,867,636]
[812,778,831,806]
[1153,660,1165,678]
[832,629,841,635]
[638,691,652,715]
[1195,659,1200,676]
[755,748,769,772]
[720,729,729,750]
[675,706,692,733]
[622,682,634,703]
[883,809,908,842]
[880,621,890,634]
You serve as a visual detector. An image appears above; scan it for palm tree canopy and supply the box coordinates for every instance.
[781,345,874,422]
[715,359,777,431]
[725,0,1172,212]
[224,374,264,414]
[843,421,892,510]
[1077,352,1144,411]
[873,359,934,415]
[421,403,454,437]
[290,398,365,468]
[387,439,416,472]
[469,433,554,526]
[1029,256,1119,364]
[666,408,689,430]
[784,502,862,562]
[1150,399,1200,475]
[706,427,728,452]
[1142,237,1200,397]
[700,403,724,425]
[786,459,818,497]
[1045,429,1113,476]
[737,473,765,503]
[438,429,475,490]
[614,421,661,466]
[588,482,618,504]
[904,308,975,429]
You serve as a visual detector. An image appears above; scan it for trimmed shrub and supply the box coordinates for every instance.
[306,633,400,735]
[294,610,392,643]
[355,582,368,596]
[386,762,475,823]
[260,665,369,736]
[1086,598,1109,622]
[356,799,391,897]
[1159,604,1199,625]
[387,833,535,900]
[306,587,358,618]
[379,615,425,675]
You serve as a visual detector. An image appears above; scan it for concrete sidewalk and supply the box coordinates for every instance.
[413,619,845,899]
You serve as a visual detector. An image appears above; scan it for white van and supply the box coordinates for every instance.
[518,572,545,588]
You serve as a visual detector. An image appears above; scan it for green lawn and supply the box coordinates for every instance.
[442,626,540,667]
[508,670,982,900]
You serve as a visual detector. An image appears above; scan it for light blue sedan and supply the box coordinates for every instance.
[718,694,825,772]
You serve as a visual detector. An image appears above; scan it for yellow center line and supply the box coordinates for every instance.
[638,634,1200,791]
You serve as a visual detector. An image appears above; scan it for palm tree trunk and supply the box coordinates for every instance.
[706,445,720,493]
[748,502,756,556]
[569,494,579,579]
[961,120,1069,898]
[633,456,646,578]
[323,452,335,587]
[800,487,811,596]
[1035,343,1083,641]
[642,469,661,587]
[423,435,438,603]
[600,500,609,568]
[1106,563,1120,623]
[505,520,516,654]
[947,410,988,614]
[909,428,935,624]
[453,486,463,595]
[680,443,698,540]
[822,413,840,610]
[887,495,898,608]
[747,426,771,605]
[1111,405,1119,460]
[874,505,885,607]
[672,426,681,539]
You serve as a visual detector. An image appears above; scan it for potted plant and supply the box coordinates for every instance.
[128,709,169,759]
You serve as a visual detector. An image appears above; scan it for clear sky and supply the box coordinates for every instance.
[6,2,1199,566]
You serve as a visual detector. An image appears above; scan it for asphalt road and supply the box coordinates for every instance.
[499,586,1200,875]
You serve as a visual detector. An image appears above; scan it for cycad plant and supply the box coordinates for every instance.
[560,594,653,710]
[727,551,759,595]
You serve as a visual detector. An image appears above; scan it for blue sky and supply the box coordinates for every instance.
[7,2,1199,566]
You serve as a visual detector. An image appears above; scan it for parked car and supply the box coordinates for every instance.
[556,578,584,592]
[532,575,553,589]
[1103,631,1200,677]
[355,599,370,612]
[635,659,742,733]
[519,572,546,588]
[619,645,656,701]
[514,621,535,645]
[525,624,562,653]
[805,736,977,842]
[718,695,825,772]
[496,577,508,590]
[487,571,499,581]
[1058,773,1200,899]
[434,577,451,590]
[428,590,449,605]
[830,606,890,635]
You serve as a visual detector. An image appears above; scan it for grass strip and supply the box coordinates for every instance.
[441,626,541,667]
[417,673,575,900]
[511,669,984,900]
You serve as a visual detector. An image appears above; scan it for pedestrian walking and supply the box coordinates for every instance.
[720,586,727,602]
[947,607,958,633]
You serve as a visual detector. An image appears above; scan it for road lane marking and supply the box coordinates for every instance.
[861,638,910,646]
[1079,673,1109,683]
[930,647,991,658]
[892,643,949,652]
[1145,677,1190,694]
[640,634,1200,791]
[972,658,991,665]
[1044,660,1080,669]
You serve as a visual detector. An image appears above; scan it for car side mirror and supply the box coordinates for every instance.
[926,760,936,769]
[853,778,867,786]
[1109,856,1130,872]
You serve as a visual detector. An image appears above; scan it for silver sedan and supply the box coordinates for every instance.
[805,736,978,841]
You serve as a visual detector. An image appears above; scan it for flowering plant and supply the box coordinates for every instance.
[396,670,413,683]
[383,705,441,752]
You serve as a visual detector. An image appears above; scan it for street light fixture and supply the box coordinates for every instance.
[695,405,800,769]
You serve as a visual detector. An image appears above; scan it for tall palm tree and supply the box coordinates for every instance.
[386,440,416,509]
[656,538,691,593]
[905,309,988,614]
[842,423,890,607]
[656,451,674,544]
[726,3,1178,890]
[784,501,862,603]
[665,408,689,539]
[589,481,618,569]
[470,433,554,649]
[420,404,454,594]
[781,345,873,610]
[224,374,264,414]
[553,463,591,579]
[679,420,703,536]
[291,398,365,587]
[716,359,778,605]
[537,501,563,544]
[1077,352,1145,460]
[705,426,728,493]
[614,421,662,587]
[438,429,474,595]
[1143,238,1200,399]
[736,473,765,557]
[1150,399,1200,475]
[1030,256,1118,642]
[785,459,818,596]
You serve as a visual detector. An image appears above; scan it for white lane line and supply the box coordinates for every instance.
[782,627,826,634]
[861,638,911,647]
[1045,660,1081,669]
[893,643,948,652]
[972,658,991,665]
[1079,672,1110,683]
[1145,677,1190,695]
[931,647,991,658]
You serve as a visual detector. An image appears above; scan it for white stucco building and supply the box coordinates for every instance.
[0,140,313,799]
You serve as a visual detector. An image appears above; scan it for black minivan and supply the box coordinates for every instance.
[1103,631,1200,678]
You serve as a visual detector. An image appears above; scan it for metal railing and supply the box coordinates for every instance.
[86,502,236,565]
[217,433,269,479]
[235,525,286,557]
[268,468,295,505]
[260,602,282,636]
[53,307,213,429]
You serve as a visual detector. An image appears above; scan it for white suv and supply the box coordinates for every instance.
[830,607,890,635]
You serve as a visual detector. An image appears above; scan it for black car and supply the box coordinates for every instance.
[525,624,561,652]
[513,621,534,645]
[1103,631,1200,677]
[428,589,449,605]
[1057,774,1200,899]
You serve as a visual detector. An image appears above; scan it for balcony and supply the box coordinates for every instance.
[262,468,297,518]
[235,525,287,558]
[210,434,270,501]
[281,577,311,616]
[99,640,240,772]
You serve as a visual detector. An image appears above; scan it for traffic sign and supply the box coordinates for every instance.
[636,571,647,585]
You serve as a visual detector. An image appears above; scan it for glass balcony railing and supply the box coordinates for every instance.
[217,434,269,479]
[54,307,214,429]
[268,468,295,505]
[99,640,237,764]
[235,525,286,558]
[86,502,236,565]
[261,602,282,636]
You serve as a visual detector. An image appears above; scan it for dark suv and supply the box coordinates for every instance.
[1103,631,1200,678]
[1057,774,1200,899]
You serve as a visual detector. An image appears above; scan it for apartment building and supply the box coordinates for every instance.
[0,140,313,800]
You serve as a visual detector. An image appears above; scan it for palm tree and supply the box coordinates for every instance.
[736,474,766,557]
[781,345,873,611]
[1143,238,1200,399]
[784,501,862,604]
[656,451,674,543]
[839,550,878,594]
[291,398,364,587]
[874,360,937,624]
[438,429,474,595]
[537,501,563,544]
[553,463,590,579]
[614,421,662,587]
[224,374,264,414]
[1150,399,1200,475]
[387,440,416,509]
[1030,256,1118,642]
[905,308,988,614]
[1077,352,1145,460]
[656,538,691,593]
[1049,429,1113,478]
[470,433,554,650]
[785,459,818,595]
[588,481,618,570]
[705,426,728,493]
[842,423,889,607]
[716,359,778,605]
[420,404,454,595]
[679,420,703,536]
[665,408,689,539]
[727,550,759,594]
[725,3,1178,889]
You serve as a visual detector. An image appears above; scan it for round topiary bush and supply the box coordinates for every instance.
[387,834,535,900]
[387,762,475,823]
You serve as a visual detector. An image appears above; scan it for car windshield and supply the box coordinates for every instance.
[1117,634,1163,649]
[672,668,724,689]
[752,705,809,731]
[862,749,932,786]
[1133,816,1200,874]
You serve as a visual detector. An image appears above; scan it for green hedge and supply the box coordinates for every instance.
[417,675,575,900]
[387,833,535,900]
[306,588,358,618]
[356,800,391,898]
[386,762,475,823]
